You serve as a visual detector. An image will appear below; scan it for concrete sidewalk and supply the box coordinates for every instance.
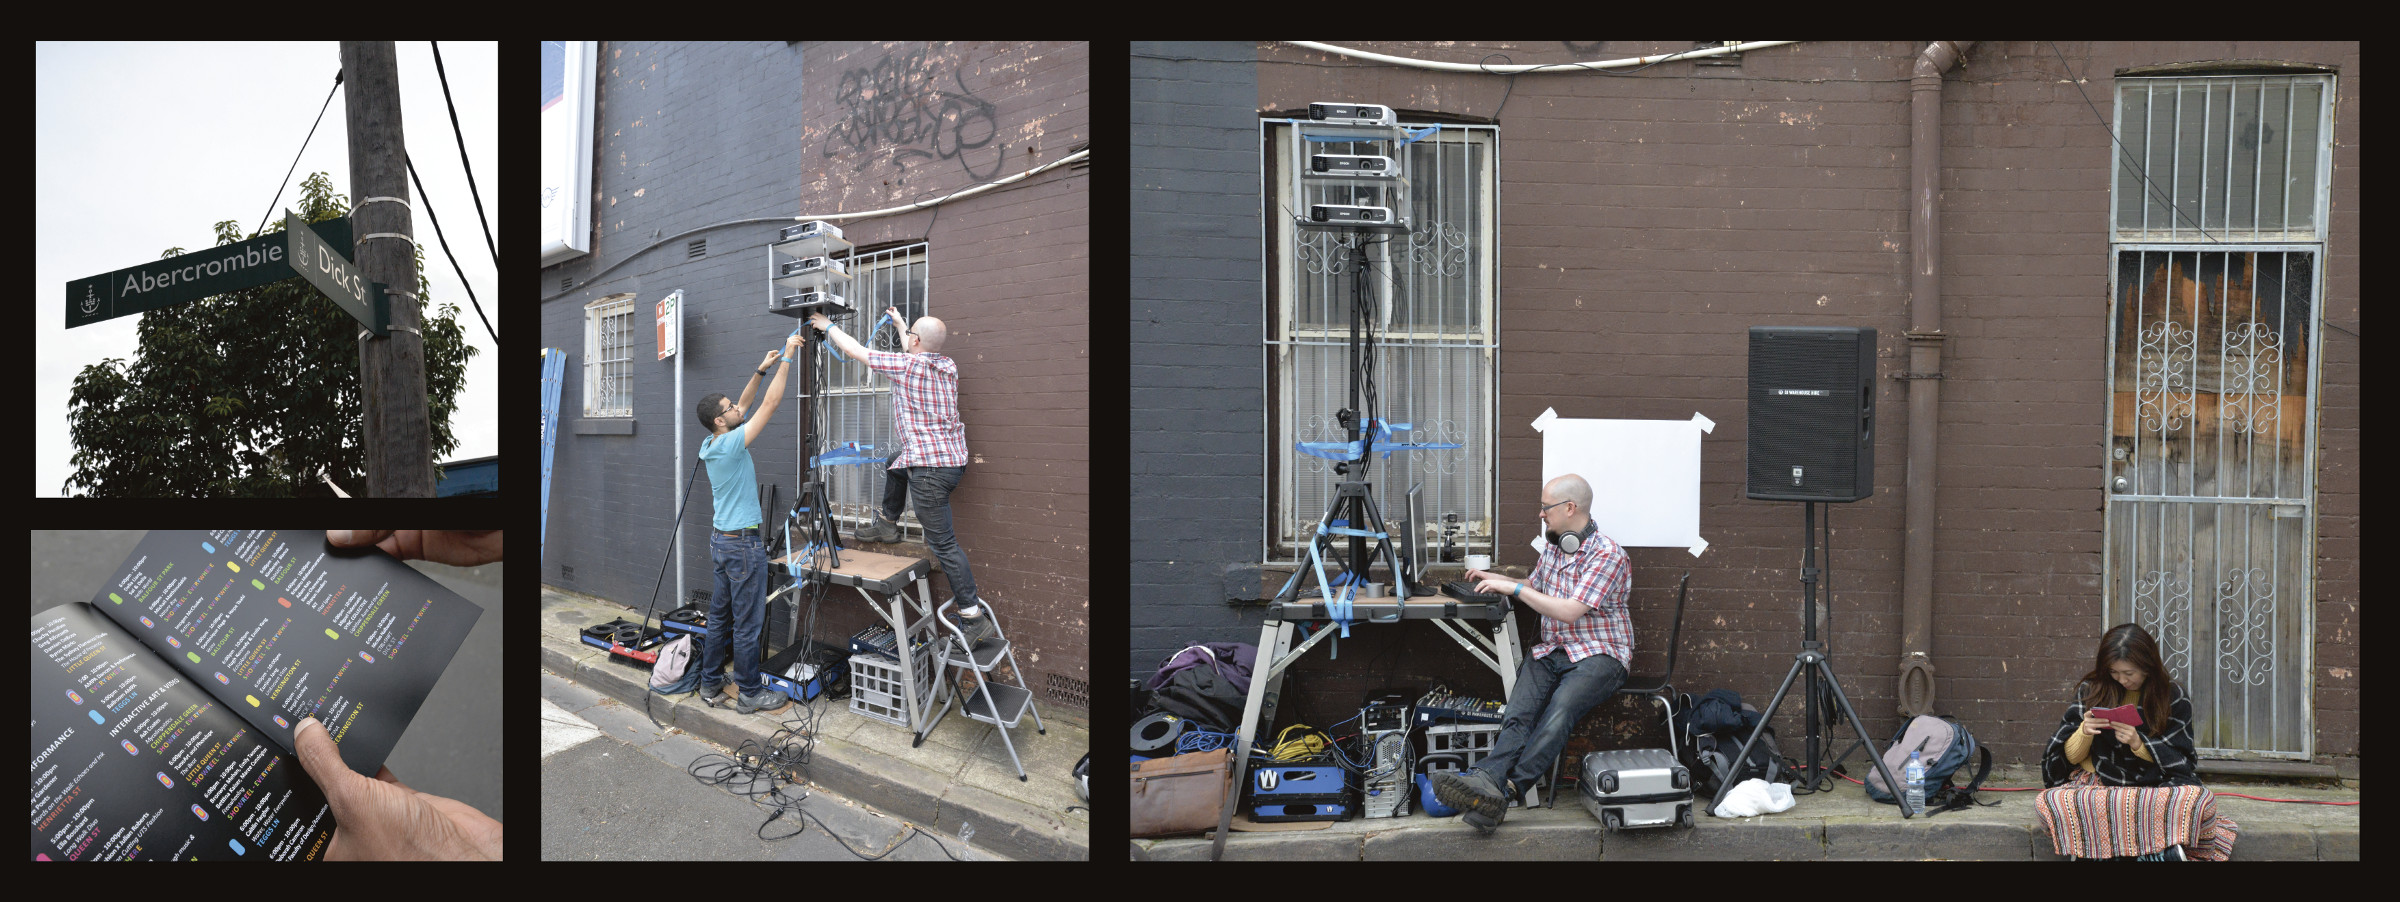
[541,586,1090,861]
[1139,765,2357,861]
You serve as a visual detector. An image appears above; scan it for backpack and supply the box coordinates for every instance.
[1676,690,1788,795]
[1140,644,1256,733]
[1861,714,1997,815]
[648,633,697,693]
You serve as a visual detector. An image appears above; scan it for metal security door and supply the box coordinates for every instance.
[2105,248,2318,759]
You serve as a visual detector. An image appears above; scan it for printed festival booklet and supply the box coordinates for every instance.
[31,531,483,861]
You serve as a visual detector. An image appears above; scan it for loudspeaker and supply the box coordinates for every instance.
[1747,326,1877,502]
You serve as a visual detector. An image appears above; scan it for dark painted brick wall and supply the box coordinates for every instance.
[1128,42,1267,681]
[1130,40,2357,769]
[542,41,1089,717]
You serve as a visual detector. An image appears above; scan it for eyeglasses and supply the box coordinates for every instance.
[1538,499,1572,514]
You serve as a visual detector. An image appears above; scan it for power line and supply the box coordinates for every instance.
[406,153,498,344]
[428,41,497,267]
[254,70,343,239]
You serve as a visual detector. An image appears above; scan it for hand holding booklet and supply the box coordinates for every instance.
[30,531,482,861]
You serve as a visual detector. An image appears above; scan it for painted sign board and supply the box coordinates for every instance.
[66,217,355,330]
[286,211,387,336]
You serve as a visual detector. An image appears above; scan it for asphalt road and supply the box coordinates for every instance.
[28,529,505,824]
[540,678,992,861]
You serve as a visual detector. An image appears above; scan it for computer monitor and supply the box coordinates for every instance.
[1402,482,1426,596]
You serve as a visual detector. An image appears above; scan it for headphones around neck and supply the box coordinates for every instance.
[1548,519,1598,555]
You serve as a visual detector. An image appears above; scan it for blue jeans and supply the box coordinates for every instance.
[699,531,768,695]
[1475,649,1628,794]
[880,450,979,607]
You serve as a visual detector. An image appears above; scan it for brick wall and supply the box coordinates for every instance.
[541,41,1089,718]
[1179,40,2360,768]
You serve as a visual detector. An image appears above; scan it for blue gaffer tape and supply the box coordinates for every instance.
[811,441,881,467]
[1295,419,1463,461]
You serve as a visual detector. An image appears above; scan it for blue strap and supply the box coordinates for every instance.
[1293,419,1464,461]
[811,441,881,467]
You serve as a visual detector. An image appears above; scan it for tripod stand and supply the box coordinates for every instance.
[772,324,848,603]
[1274,239,1413,616]
[1705,502,1920,818]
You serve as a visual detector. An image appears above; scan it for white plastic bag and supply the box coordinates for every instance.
[1711,778,1796,818]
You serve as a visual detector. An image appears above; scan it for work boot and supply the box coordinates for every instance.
[856,515,902,544]
[1430,769,1508,833]
[736,686,791,716]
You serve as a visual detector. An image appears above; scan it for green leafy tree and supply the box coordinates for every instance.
[64,173,477,496]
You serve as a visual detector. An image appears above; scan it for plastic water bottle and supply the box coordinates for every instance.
[1903,750,1927,813]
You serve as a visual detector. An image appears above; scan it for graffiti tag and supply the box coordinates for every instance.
[823,48,1004,181]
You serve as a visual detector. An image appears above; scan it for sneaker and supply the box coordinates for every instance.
[1430,769,1508,832]
[699,681,732,706]
[735,687,791,716]
[953,605,998,648]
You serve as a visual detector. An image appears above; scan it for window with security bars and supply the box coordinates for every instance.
[582,294,635,417]
[1264,120,1498,563]
[815,244,928,539]
[2112,75,2332,242]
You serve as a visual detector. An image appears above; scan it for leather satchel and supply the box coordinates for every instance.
[1131,748,1236,838]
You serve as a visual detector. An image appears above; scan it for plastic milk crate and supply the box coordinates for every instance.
[846,625,935,728]
[1423,722,1501,768]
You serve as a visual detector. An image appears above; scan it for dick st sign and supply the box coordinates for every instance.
[65,213,387,336]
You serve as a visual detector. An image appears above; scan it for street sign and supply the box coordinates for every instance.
[66,217,355,330]
[286,211,387,336]
[657,292,679,360]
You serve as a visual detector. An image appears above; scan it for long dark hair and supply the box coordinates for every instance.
[2078,623,2175,735]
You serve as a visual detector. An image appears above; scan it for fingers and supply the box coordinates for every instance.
[329,530,394,549]
[292,717,364,811]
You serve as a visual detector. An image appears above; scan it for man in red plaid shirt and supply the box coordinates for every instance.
[1429,473,1633,834]
[809,307,992,645]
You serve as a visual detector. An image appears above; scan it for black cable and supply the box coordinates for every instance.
[2045,41,2218,243]
[254,71,342,240]
[641,456,708,728]
[428,41,498,267]
[405,153,498,344]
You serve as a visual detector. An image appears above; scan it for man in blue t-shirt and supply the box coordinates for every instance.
[691,330,804,716]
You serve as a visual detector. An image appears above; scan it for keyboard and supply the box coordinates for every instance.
[1415,687,1506,726]
[1443,580,1507,602]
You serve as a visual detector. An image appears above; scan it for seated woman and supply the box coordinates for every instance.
[2036,623,2238,860]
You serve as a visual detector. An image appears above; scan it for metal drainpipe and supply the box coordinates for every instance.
[1899,41,1973,717]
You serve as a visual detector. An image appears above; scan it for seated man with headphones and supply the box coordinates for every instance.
[1429,473,1634,834]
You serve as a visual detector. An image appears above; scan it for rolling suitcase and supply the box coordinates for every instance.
[1578,748,1695,831]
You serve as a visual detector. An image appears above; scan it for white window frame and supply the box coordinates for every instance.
[582,294,635,417]
[816,243,930,540]
[1261,119,1500,564]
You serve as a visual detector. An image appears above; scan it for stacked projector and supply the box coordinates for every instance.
[767,220,854,317]
[1293,102,1410,233]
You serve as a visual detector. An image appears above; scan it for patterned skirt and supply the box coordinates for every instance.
[2035,770,2239,860]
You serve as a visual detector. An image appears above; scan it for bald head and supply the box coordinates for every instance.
[911,316,948,353]
[1544,473,1594,528]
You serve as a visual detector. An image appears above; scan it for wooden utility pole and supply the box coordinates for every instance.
[341,41,435,496]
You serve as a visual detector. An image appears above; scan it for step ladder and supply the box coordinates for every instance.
[929,599,1046,780]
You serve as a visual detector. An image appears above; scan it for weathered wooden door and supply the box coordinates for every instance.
[2105,248,2318,759]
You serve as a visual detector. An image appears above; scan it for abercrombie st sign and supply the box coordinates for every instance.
[66,214,386,336]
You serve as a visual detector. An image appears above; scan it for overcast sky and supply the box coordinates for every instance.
[35,42,496,497]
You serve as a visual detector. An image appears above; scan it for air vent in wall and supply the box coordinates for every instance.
[688,239,706,259]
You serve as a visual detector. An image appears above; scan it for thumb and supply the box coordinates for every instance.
[328,530,392,548]
[292,716,367,811]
